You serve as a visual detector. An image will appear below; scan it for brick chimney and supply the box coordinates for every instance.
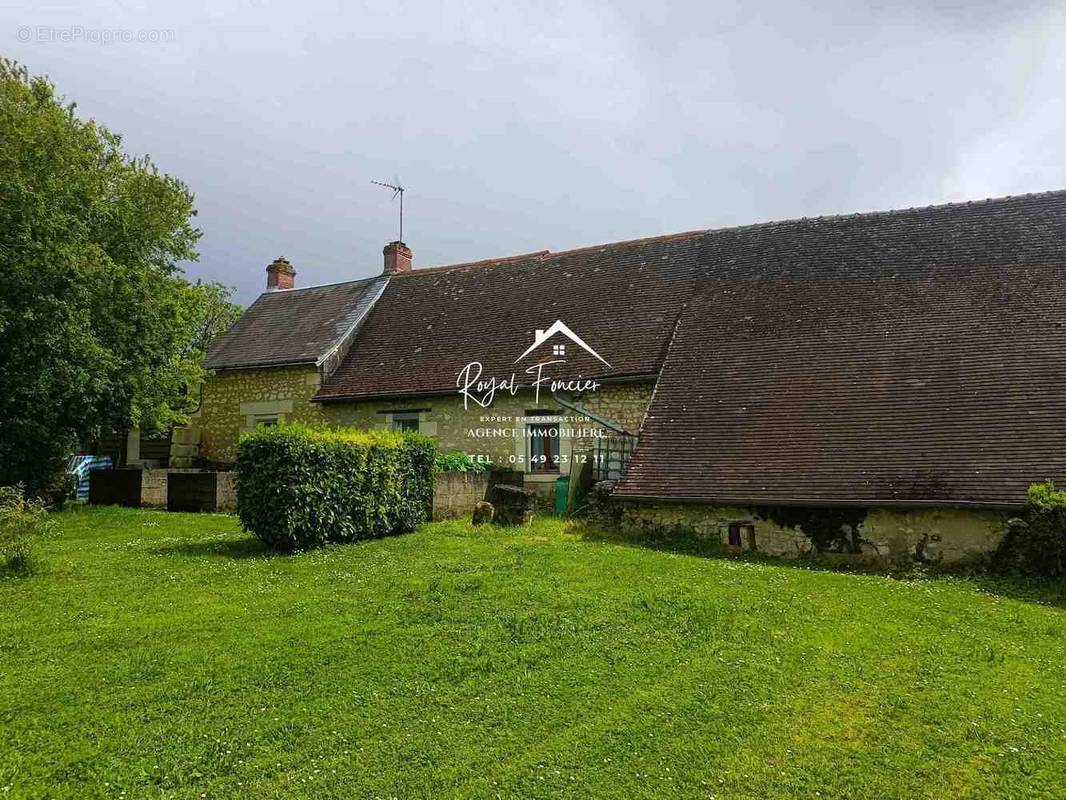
[266,256,295,290]
[383,241,412,274]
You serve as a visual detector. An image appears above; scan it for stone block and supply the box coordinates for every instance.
[173,426,202,445]
[170,443,199,459]
[472,501,494,526]
[488,484,536,526]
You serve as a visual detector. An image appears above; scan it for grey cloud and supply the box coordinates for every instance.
[2,0,1063,303]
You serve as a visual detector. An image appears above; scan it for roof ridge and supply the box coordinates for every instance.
[401,250,551,275]
[704,188,1066,237]
[400,230,707,277]
[394,188,1066,278]
[260,274,385,295]
[543,228,707,260]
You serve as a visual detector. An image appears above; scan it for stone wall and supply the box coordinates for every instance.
[618,501,1009,563]
[569,383,655,449]
[433,472,490,521]
[194,369,654,495]
[132,468,237,512]
[216,472,237,512]
[195,366,325,463]
[322,382,655,491]
[140,468,169,508]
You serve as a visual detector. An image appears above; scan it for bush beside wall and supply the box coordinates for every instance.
[994,481,1066,576]
[434,451,492,474]
[235,424,434,551]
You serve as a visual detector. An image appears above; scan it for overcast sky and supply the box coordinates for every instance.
[3,0,1064,304]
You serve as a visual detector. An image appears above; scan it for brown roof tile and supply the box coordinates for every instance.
[315,232,701,400]
[204,276,388,370]
[615,191,1066,507]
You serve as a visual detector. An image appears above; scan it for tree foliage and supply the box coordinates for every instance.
[0,60,240,489]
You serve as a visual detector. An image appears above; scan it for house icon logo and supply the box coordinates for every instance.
[514,320,611,368]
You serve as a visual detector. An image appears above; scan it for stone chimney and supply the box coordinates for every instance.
[383,241,412,274]
[266,256,295,290]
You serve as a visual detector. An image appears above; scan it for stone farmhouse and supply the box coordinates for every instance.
[185,190,1066,561]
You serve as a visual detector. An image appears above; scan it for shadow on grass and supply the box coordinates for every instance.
[151,536,280,560]
[570,520,1066,609]
[961,574,1066,609]
[151,528,413,560]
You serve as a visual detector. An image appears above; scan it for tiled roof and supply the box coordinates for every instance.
[203,276,388,370]
[315,232,702,400]
[616,191,1066,507]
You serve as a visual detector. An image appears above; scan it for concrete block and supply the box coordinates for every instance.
[173,426,202,445]
[170,443,199,459]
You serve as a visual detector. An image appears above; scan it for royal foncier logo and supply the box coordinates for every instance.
[456,320,608,409]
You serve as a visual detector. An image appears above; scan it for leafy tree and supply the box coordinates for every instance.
[0,60,240,489]
[129,279,242,437]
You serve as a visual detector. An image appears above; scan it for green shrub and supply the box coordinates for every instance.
[434,451,492,474]
[234,423,435,552]
[993,481,1066,576]
[0,486,54,575]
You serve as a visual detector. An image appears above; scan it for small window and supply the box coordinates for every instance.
[254,415,279,428]
[727,523,755,549]
[392,412,420,434]
[552,343,566,356]
[528,422,559,474]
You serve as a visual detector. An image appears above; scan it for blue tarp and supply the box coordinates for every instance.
[67,455,113,502]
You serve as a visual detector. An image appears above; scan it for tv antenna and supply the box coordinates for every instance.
[371,178,405,242]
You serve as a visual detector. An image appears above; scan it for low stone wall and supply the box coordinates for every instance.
[134,468,236,513]
[216,472,237,512]
[140,468,169,508]
[433,472,490,521]
[617,501,1009,563]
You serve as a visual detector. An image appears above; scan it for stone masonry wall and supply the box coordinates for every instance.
[618,501,1009,563]
[131,468,237,512]
[570,383,655,449]
[195,366,325,463]
[195,370,654,496]
[433,472,490,521]
[321,382,655,477]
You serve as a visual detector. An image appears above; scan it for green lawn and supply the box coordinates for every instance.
[2,508,1066,799]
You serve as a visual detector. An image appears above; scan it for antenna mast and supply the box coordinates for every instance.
[371,179,405,242]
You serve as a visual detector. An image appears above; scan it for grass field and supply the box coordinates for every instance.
[1,507,1065,799]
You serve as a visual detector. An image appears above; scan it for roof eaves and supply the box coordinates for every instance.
[313,387,463,403]
[609,492,1023,510]
[205,358,318,371]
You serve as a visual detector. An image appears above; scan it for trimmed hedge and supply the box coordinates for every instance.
[235,423,435,551]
